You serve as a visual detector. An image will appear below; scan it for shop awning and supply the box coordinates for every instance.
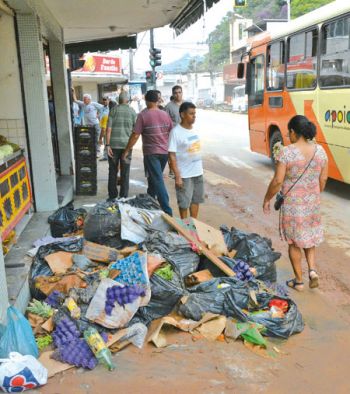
[65,35,137,54]
[170,0,221,35]
[42,0,218,44]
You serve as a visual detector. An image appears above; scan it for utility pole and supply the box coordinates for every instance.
[129,48,134,81]
[287,0,291,22]
[150,28,156,87]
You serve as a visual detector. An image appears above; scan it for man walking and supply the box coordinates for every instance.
[168,102,204,219]
[106,92,136,199]
[74,93,104,155]
[122,90,173,215]
[165,85,183,124]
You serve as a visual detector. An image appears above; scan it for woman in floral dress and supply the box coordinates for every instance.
[263,115,328,291]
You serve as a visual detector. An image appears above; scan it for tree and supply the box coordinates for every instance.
[236,0,333,21]
[291,0,332,18]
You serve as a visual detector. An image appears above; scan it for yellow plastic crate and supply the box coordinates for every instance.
[0,156,32,240]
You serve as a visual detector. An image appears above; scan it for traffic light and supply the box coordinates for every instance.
[145,70,152,83]
[149,48,162,68]
[69,53,85,71]
[234,0,247,7]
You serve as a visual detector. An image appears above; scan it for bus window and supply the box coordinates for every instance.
[287,29,318,90]
[267,41,285,91]
[320,16,350,87]
[248,55,264,106]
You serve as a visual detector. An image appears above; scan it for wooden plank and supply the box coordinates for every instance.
[162,214,235,277]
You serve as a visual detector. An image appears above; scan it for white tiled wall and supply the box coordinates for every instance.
[0,118,28,151]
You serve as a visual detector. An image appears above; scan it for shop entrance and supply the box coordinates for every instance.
[44,44,61,175]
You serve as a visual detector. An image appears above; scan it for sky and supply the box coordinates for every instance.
[121,0,234,75]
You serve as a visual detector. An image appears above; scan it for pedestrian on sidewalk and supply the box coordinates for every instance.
[98,96,110,161]
[165,85,183,124]
[165,85,183,178]
[74,93,104,156]
[122,90,173,215]
[168,102,203,219]
[105,93,136,199]
[263,115,328,291]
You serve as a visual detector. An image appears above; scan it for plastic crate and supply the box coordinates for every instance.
[76,162,97,175]
[76,179,97,195]
[75,146,96,160]
[76,171,97,184]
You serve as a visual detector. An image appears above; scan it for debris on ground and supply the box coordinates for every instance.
[0,194,305,391]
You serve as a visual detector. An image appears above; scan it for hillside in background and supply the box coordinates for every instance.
[237,0,333,21]
[161,53,204,74]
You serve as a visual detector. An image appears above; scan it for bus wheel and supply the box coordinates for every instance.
[270,130,283,163]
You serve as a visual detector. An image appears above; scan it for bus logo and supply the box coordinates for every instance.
[325,107,350,128]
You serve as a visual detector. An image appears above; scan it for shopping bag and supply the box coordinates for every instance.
[0,352,47,392]
[0,307,39,358]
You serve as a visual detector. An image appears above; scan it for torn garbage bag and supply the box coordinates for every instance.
[29,238,83,300]
[48,203,86,237]
[220,225,280,282]
[144,231,199,278]
[131,274,185,326]
[119,204,169,244]
[178,277,250,321]
[83,201,122,248]
[224,291,304,338]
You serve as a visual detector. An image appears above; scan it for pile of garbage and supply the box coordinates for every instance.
[0,194,304,391]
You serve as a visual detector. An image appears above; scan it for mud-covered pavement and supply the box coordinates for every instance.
[40,110,350,394]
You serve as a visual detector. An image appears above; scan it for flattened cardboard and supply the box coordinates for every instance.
[44,251,73,274]
[190,218,228,256]
[39,351,74,378]
[83,240,120,263]
[147,312,221,348]
[195,315,227,340]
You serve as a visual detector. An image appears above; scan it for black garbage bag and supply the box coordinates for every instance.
[48,203,87,237]
[145,231,199,279]
[224,291,304,339]
[29,238,83,300]
[178,276,304,338]
[220,225,281,282]
[131,274,185,326]
[178,277,252,321]
[84,201,123,248]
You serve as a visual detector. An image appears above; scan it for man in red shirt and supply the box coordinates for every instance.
[122,90,173,215]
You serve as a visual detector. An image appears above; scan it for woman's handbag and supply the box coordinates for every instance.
[274,147,317,211]
[274,192,284,210]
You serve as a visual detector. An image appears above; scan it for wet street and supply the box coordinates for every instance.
[42,109,350,393]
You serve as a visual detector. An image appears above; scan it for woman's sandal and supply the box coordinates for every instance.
[309,269,319,289]
[286,278,304,292]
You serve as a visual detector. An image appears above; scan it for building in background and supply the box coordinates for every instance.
[223,13,288,105]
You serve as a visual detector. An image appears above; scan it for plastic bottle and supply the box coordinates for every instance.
[84,327,115,371]
[64,297,81,319]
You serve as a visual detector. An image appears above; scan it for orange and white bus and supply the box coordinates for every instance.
[239,0,350,184]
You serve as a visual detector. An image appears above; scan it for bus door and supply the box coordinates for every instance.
[246,54,266,154]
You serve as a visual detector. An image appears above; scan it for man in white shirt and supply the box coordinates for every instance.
[168,102,204,219]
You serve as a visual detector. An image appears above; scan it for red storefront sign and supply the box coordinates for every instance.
[82,55,122,73]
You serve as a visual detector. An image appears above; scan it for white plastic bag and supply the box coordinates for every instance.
[0,352,47,392]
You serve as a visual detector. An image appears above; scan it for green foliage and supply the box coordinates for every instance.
[290,0,333,18]
[36,335,53,351]
[237,0,333,21]
[27,299,53,318]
